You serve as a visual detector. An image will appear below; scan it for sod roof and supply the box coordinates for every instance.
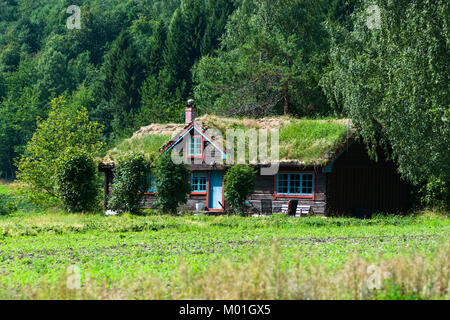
[102,115,353,167]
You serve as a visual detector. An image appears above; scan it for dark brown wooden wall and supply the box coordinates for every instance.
[141,167,328,214]
[142,194,207,211]
[248,168,327,214]
[326,142,410,216]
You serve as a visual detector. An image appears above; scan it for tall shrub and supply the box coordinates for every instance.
[154,153,191,214]
[0,194,17,216]
[224,165,256,215]
[17,97,103,205]
[108,153,150,214]
[58,154,98,213]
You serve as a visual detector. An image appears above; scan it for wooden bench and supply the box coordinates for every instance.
[280,204,311,216]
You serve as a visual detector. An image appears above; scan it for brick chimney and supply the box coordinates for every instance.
[185,99,197,125]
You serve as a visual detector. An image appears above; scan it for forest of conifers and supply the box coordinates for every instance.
[0,0,448,206]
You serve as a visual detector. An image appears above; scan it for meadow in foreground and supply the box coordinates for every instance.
[0,208,448,300]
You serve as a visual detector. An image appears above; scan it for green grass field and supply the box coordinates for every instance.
[0,183,448,299]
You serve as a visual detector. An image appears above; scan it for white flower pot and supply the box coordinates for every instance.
[196,203,205,211]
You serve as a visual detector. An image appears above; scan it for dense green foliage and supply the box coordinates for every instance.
[322,0,449,208]
[0,0,351,179]
[58,154,99,213]
[0,182,43,213]
[194,0,332,117]
[224,164,256,214]
[98,30,145,136]
[0,193,17,216]
[17,97,103,204]
[154,153,191,214]
[108,152,150,214]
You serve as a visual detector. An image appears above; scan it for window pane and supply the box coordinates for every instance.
[195,138,202,155]
[190,139,195,154]
[278,173,289,194]
[189,137,202,156]
[290,174,301,194]
[301,174,313,195]
[191,172,207,192]
[199,176,207,191]
[147,172,156,193]
[150,176,156,192]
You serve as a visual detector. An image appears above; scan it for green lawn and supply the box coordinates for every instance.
[0,181,448,299]
[0,210,448,299]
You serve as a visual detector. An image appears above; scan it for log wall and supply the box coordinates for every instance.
[326,142,410,216]
[248,169,327,215]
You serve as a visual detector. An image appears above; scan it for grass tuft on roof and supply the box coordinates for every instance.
[279,120,350,165]
[102,115,351,166]
[104,134,172,165]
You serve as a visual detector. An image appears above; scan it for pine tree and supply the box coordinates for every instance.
[99,31,145,133]
[194,0,331,117]
[201,0,236,56]
[0,73,5,101]
[146,19,167,77]
[180,0,206,61]
[327,0,355,29]
[165,0,206,93]
[165,8,189,92]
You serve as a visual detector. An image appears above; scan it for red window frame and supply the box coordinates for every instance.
[273,171,315,200]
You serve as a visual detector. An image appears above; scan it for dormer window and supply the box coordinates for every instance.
[188,136,203,157]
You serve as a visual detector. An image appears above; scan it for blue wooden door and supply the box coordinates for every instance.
[208,171,223,210]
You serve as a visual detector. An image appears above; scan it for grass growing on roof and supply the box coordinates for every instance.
[107,134,171,163]
[201,116,349,164]
[279,120,349,164]
[103,116,351,165]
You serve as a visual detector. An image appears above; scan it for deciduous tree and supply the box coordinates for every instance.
[17,97,103,201]
[322,0,449,207]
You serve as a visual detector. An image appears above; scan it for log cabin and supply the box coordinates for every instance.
[99,104,410,216]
